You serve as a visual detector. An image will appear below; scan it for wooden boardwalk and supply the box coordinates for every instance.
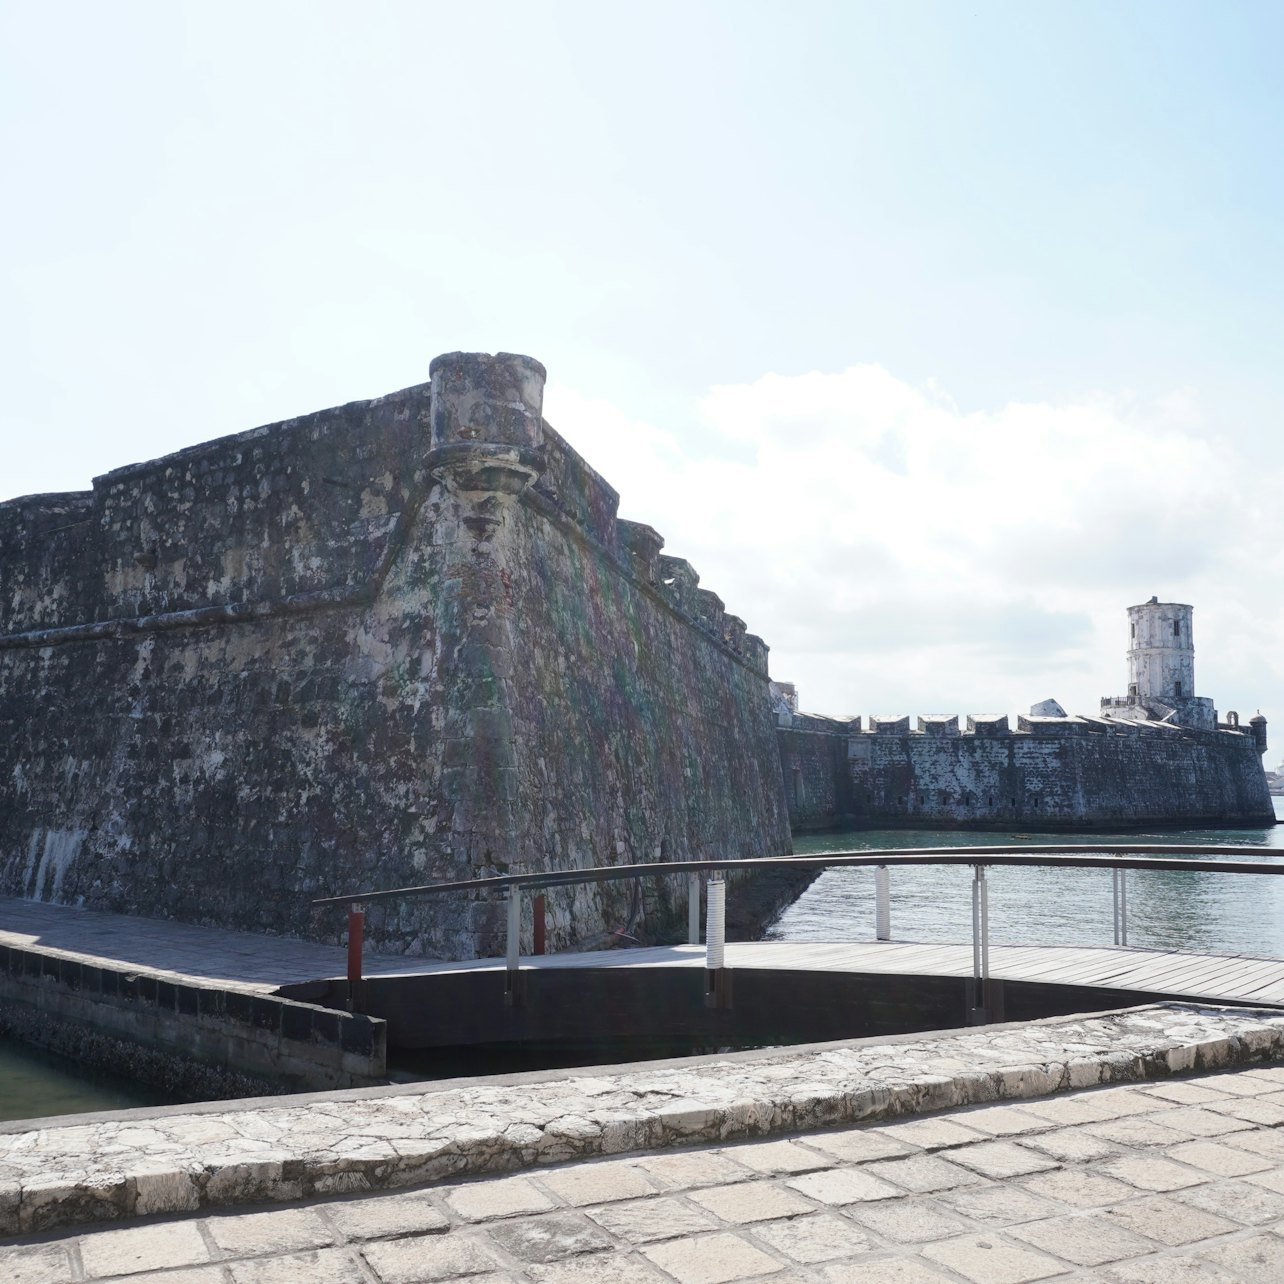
[4,897,1283,1007]
[398,940,1284,1009]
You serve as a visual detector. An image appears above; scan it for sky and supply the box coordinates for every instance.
[2,1,1282,746]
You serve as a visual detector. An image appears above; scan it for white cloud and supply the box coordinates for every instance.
[544,366,1284,740]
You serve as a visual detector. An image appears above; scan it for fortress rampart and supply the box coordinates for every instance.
[0,353,791,958]
[776,709,1275,831]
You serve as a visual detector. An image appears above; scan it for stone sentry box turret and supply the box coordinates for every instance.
[0,352,792,958]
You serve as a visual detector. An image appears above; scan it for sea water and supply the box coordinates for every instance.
[770,796,1284,956]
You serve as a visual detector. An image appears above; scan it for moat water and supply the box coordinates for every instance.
[771,796,1284,954]
[3,799,1281,1121]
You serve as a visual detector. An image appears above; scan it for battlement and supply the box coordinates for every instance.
[0,354,768,676]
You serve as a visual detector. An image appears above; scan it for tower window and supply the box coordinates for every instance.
[1173,620,1181,637]
[1131,623,1136,640]
[1175,680,1183,698]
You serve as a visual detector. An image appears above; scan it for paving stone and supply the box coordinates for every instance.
[845,1200,968,1244]
[1204,1096,1284,1126]
[725,1139,835,1174]
[1165,1139,1274,1177]
[324,1190,450,1240]
[688,1179,814,1223]
[1139,1082,1227,1106]
[1007,1212,1155,1266]
[1246,1169,1284,1196]
[1101,1153,1208,1193]
[1198,1232,1284,1280]
[1017,1096,1123,1126]
[1100,1255,1240,1283]
[1173,1178,1284,1225]
[1018,1168,1135,1208]
[538,1160,656,1206]
[862,1153,980,1194]
[1157,1107,1255,1138]
[1241,1065,1284,1085]
[111,1271,229,1284]
[944,1141,1058,1179]
[642,1231,783,1283]
[227,1248,364,1284]
[206,1206,334,1255]
[444,1175,555,1221]
[920,1232,1068,1283]
[1081,1116,1191,1148]
[785,1168,901,1205]
[935,1182,1061,1227]
[749,1211,875,1262]
[1016,1128,1121,1163]
[953,1106,1051,1137]
[1222,1126,1284,1159]
[79,1221,212,1279]
[633,1151,752,1189]
[0,1243,78,1284]
[823,1263,957,1283]
[1187,1071,1279,1096]
[1103,1193,1236,1246]
[802,1129,915,1164]
[870,1118,981,1151]
[527,1254,671,1282]
[485,1211,613,1263]
[586,1195,718,1242]
[1087,1088,1173,1116]
[362,1234,504,1282]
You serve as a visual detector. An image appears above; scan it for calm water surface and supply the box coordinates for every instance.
[770,796,1284,956]
[0,1038,166,1122]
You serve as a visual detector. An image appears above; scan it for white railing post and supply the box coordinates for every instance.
[505,885,521,1005]
[688,872,701,945]
[875,865,891,941]
[704,875,731,1008]
[970,864,990,1022]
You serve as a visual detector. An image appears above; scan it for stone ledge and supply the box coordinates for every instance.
[1,1002,1282,1238]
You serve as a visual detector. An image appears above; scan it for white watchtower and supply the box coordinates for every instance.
[1128,597,1195,707]
[1102,597,1215,730]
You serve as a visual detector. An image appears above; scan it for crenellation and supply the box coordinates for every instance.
[966,714,1010,736]
[917,715,960,737]
[870,715,911,735]
[616,519,663,583]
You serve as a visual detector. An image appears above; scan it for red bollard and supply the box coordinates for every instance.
[347,905,364,987]
[533,894,546,955]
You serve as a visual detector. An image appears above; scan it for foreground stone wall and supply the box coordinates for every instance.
[0,353,791,957]
[777,712,1275,831]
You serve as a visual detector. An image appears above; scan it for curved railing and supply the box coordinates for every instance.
[314,845,1284,1017]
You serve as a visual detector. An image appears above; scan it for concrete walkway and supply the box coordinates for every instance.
[6,1060,1284,1282]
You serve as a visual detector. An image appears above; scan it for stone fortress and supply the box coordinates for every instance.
[0,351,1274,962]
[775,597,1273,831]
[0,353,791,961]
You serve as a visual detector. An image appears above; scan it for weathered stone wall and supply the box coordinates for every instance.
[776,714,858,831]
[0,942,386,1094]
[0,354,792,958]
[778,713,1276,831]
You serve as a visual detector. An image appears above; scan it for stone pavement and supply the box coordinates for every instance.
[7,1061,1284,1282]
[4,1004,1284,1244]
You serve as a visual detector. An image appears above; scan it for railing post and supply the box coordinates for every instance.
[704,874,731,1008]
[533,894,546,955]
[875,865,891,941]
[969,865,990,1024]
[505,885,522,1006]
[1118,867,1128,946]
[346,901,364,1012]
[688,872,701,945]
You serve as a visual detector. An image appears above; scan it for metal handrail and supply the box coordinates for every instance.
[311,844,1284,908]
[318,843,1284,1020]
